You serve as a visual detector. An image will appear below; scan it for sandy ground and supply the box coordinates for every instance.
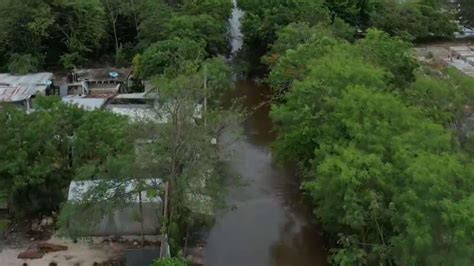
[0,237,123,266]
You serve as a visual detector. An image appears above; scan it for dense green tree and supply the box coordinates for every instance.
[0,0,234,71]
[55,0,107,68]
[137,0,232,54]
[370,0,456,41]
[133,38,206,79]
[181,0,232,22]
[238,0,330,74]
[302,86,473,265]
[0,0,54,70]
[0,97,132,215]
[458,0,474,28]
[269,22,474,264]
[7,54,41,74]
[137,0,173,48]
[403,67,474,150]
[271,45,389,168]
[164,14,228,55]
[265,23,343,95]
[324,0,375,28]
[266,23,336,60]
[356,29,419,87]
[239,0,457,79]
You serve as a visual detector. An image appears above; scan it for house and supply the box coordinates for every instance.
[56,68,134,111]
[0,72,53,111]
[66,178,162,237]
[61,68,133,96]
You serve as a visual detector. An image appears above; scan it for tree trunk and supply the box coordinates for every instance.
[8,190,14,216]
[112,20,119,62]
[184,222,190,256]
[139,190,145,246]
[104,0,120,62]
[160,182,170,258]
[130,0,139,35]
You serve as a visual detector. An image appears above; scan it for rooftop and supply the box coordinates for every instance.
[62,95,110,110]
[0,85,34,102]
[0,72,53,94]
[73,68,132,82]
[109,105,168,123]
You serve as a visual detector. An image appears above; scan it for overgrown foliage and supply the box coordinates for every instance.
[238,0,456,76]
[56,1,241,256]
[269,24,474,265]
[0,97,133,215]
[0,0,232,71]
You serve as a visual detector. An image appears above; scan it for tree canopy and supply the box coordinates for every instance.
[0,97,133,215]
[269,23,474,265]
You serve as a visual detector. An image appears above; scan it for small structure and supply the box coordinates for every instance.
[67,179,162,237]
[106,93,164,122]
[57,68,133,99]
[73,68,132,84]
[0,72,53,111]
[0,85,35,111]
[67,68,133,95]
[62,95,111,111]
[0,72,53,95]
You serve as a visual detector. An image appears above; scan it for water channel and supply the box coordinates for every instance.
[203,2,329,265]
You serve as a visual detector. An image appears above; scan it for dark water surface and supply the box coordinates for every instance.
[204,81,328,266]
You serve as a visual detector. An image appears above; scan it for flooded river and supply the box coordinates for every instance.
[204,81,328,266]
[204,1,328,265]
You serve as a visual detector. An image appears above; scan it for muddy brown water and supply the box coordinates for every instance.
[204,81,328,266]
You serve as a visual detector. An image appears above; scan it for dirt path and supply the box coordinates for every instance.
[1,237,122,266]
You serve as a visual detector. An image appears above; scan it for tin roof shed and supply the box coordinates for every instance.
[0,85,34,102]
[0,72,53,95]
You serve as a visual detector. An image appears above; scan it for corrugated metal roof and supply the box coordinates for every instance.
[0,72,53,105]
[0,72,53,94]
[115,93,147,99]
[0,85,33,102]
[62,96,107,111]
[68,179,162,203]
